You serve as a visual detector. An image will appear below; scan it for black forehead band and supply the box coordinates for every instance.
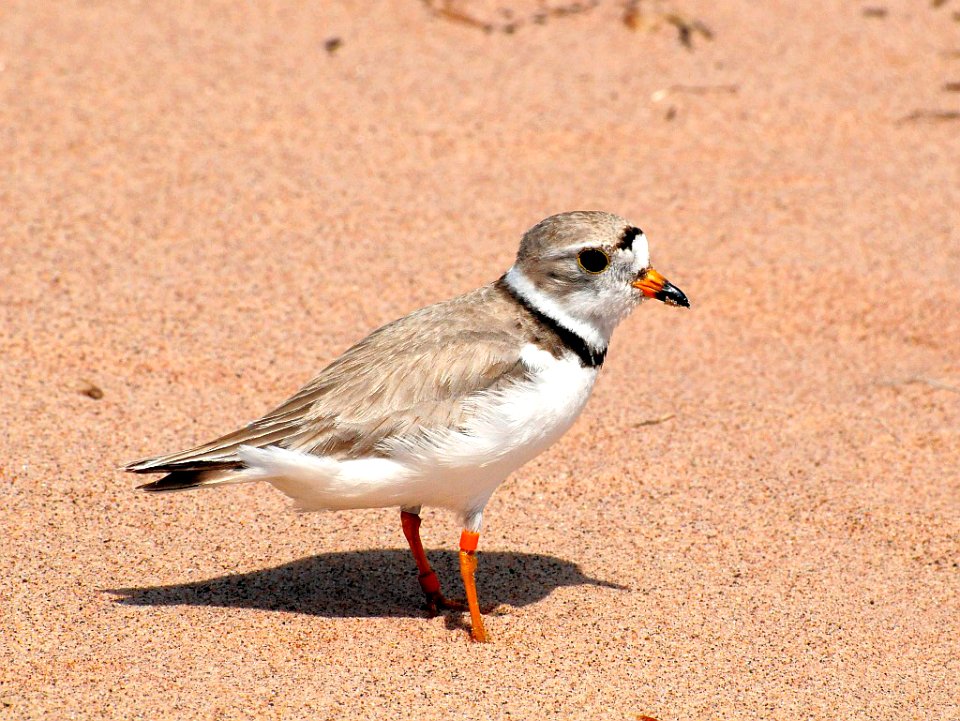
[618,226,642,250]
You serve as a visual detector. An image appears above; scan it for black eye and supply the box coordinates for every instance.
[577,248,610,274]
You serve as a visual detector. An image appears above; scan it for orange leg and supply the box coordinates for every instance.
[401,510,453,614]
[459,529,488,642]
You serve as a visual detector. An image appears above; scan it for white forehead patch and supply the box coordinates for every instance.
[630,232,651,270]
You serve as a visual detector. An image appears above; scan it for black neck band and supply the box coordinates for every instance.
[499,277,607,368]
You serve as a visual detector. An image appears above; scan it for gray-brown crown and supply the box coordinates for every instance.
[516,211,633,261]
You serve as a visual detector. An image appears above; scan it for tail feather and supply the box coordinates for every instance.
[126,458,242,474]
[137,468,240,492]
[124,419,303,474]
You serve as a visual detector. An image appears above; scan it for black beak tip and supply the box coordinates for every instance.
[655,282,690,308]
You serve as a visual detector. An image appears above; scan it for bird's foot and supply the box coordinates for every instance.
[418,570,463,616]
[471,623,489,643]
[424,590,466,615]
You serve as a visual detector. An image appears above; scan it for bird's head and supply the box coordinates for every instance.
[506,211,689,349]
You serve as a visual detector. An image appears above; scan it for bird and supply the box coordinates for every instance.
[125,211,689,642]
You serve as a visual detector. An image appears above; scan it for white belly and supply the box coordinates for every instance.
[237,345,599,517]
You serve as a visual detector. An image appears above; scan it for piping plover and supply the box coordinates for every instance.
[126,211,689,642]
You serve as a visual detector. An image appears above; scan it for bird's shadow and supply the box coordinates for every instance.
[108,549,626,620]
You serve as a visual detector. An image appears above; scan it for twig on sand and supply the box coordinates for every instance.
[669,83,739,94]
[422,0,714,45]
[895,110,960,125]
[668,83,740,95]
[425,2,495,32]
[650,84,739,103]
[421,0,600,34]
[879,376,960,393]
[622,3,713,49]
[632,413,676,427]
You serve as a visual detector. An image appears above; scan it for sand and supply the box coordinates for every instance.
[2,2,959,719]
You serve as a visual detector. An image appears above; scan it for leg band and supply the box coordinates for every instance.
[460,530,480,553]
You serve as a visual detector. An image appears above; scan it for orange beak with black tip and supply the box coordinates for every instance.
[632,268,690,307]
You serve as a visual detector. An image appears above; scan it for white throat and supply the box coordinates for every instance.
[503,266,608,351]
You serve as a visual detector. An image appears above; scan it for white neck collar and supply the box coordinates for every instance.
[502,266,608,351]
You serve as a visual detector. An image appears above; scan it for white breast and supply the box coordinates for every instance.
[460,343,598,468]
[383,343,599,512]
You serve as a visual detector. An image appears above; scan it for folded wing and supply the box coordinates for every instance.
[125,284,531,490]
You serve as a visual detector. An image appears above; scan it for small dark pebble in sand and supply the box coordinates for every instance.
[80,383,104,400]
